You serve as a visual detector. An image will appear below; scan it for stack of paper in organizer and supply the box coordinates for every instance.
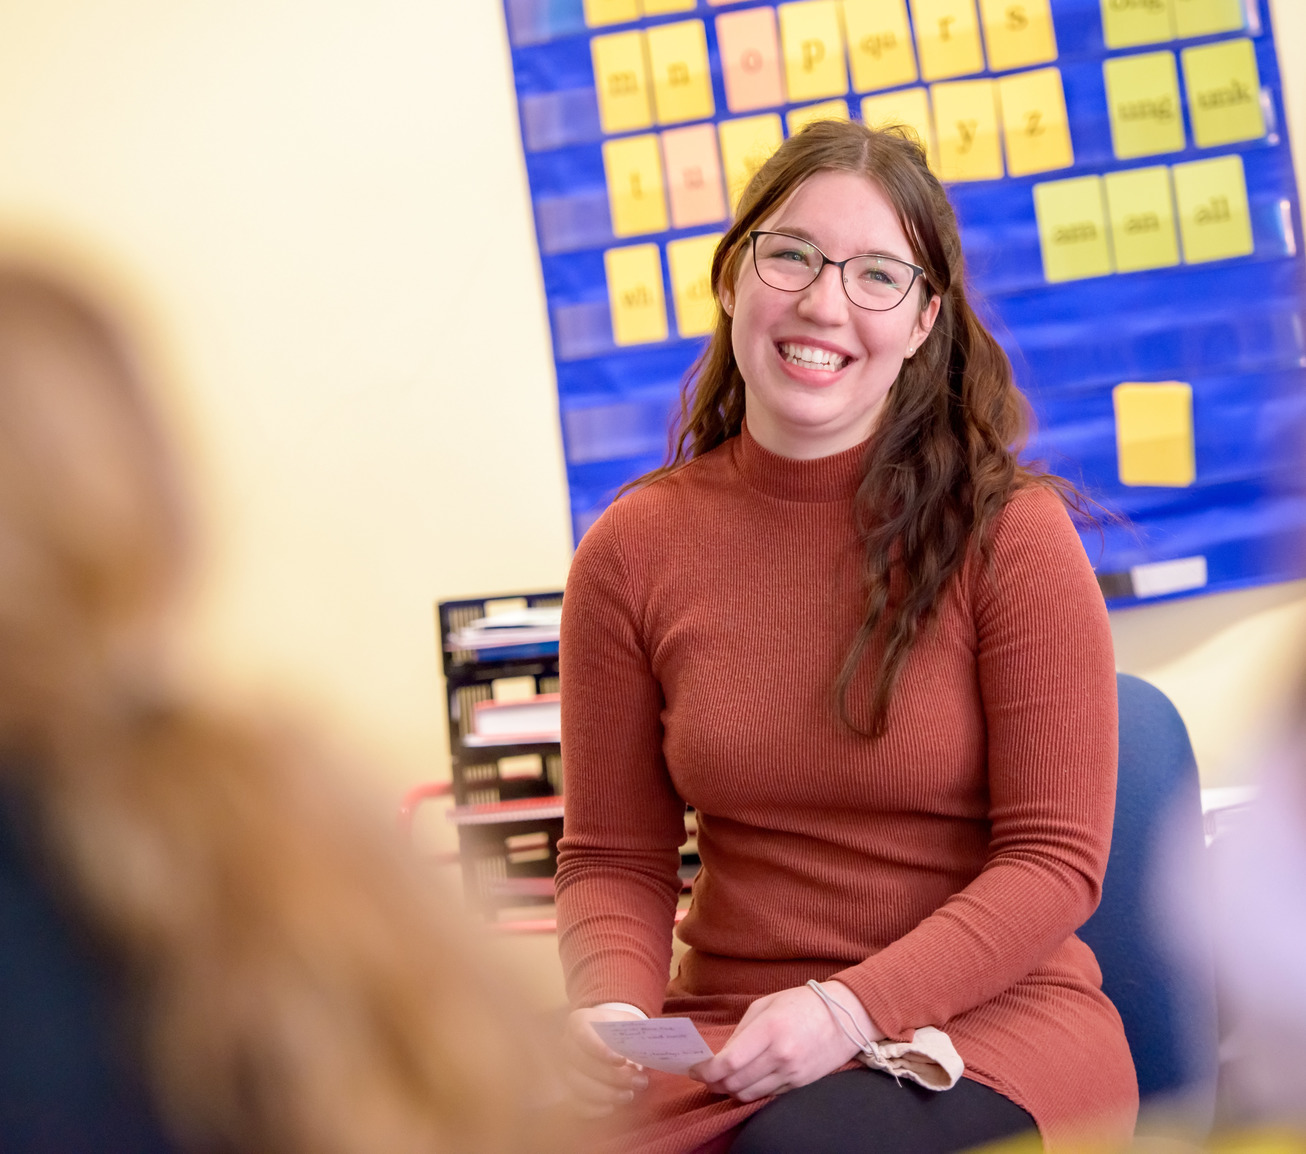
[464,693,561,747]
[445,606,562,660]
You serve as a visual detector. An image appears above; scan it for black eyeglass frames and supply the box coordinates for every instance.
[748,230,928,312]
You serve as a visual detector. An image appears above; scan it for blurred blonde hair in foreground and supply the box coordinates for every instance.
[0,264,564,1154]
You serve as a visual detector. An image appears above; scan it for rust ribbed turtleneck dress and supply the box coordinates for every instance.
[556,424,1138,1153]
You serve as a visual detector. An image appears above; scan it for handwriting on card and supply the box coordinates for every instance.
[590,1017,716,1076]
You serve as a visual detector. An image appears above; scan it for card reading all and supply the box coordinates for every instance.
[787,99,851,136]
[719,113,785,209]
[1100,0,1174,49]
[662,123,728,228]
[978,0,1057,73]
[590,1017,716,1077]
[584,0,640,27]
[603,134,670,237]
[1104,165,1180,272]
[1172,0,1245,39]
[667,233,723,337]
[997,67,1073,176]
[605,244,669,346]
[1172,153,1254,264]
[1104,51,1186,160]
[593,31,653,135]
[1181,38,1265,149]
[932,79,1004,182]
[647,19,715,125]
[1033,175,1113,282]
[779,0,849,102]
[716,7,786,113]
[1113,382,1196,487]
[911,0,985,81]
[843,0,918,93]
[861,87,937,170]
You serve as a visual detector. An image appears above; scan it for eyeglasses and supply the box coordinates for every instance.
[748,230,928,312]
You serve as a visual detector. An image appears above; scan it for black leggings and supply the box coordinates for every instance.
[729,1070,1037,1154]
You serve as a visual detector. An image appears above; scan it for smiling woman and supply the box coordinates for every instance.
[555,119,1136,1154]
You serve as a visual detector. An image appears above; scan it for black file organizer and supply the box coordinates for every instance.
[438,592,566,915]
[436,591,701,920]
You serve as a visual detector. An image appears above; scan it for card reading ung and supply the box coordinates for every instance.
[590,1017,717,1077]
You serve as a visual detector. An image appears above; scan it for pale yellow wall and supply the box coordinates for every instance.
[0,0,1299,803]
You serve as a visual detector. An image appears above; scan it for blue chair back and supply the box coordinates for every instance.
[1078,674,1219,1121]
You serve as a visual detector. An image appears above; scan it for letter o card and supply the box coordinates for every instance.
[716,7,786,113]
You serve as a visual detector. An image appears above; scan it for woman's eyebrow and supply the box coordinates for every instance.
[771,224,913,262]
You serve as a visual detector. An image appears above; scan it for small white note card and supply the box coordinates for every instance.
[590,1017,716,1076]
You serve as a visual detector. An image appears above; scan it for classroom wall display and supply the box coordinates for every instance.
[502,0,1306,606]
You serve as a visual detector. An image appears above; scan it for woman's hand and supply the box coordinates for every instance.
[562,1007,651,1117]
[689,981,879,1103]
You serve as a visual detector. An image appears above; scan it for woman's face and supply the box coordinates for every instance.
[722,169,940,460]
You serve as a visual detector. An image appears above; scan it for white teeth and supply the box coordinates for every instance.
[779,343,849,371]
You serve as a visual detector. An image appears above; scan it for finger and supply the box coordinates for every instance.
[693,1019,775,1084]
[697,1048,781,1097]
[729,1072,792,1103]
[567,1024,631,1067]
[563,1066,640,1109]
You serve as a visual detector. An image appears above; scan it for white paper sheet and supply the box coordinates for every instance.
[590,1017,716,1076]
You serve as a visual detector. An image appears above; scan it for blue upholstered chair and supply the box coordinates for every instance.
[1077,673,1220,1129]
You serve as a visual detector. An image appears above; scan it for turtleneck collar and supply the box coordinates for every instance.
[731,419,869,503]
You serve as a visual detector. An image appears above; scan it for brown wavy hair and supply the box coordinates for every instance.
[630,119,1073,735]
[0,266,564,1154]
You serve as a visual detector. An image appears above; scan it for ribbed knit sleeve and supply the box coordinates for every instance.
[554,505,687,1015]
[832,487,1118,1039]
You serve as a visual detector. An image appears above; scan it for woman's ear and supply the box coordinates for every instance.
[719,282,734,318]
[909,292,941,354]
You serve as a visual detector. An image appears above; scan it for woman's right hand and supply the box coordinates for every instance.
[562,1007,651,1117]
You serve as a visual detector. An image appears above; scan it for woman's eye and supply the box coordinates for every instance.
[773,248,809,263]
[860,266,897,286]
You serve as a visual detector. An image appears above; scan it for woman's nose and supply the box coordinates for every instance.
[797,262,850,323]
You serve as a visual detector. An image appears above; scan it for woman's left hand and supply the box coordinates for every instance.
[688,982,871,1102]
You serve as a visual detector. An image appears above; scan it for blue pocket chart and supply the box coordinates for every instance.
[502,0,1306,607]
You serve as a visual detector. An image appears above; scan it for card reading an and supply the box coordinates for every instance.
[590,1017,716,1077]
[1104,165,1180,273]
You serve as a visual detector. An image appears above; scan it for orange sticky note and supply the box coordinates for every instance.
[662,123,729,228]
[716,7,787,113]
